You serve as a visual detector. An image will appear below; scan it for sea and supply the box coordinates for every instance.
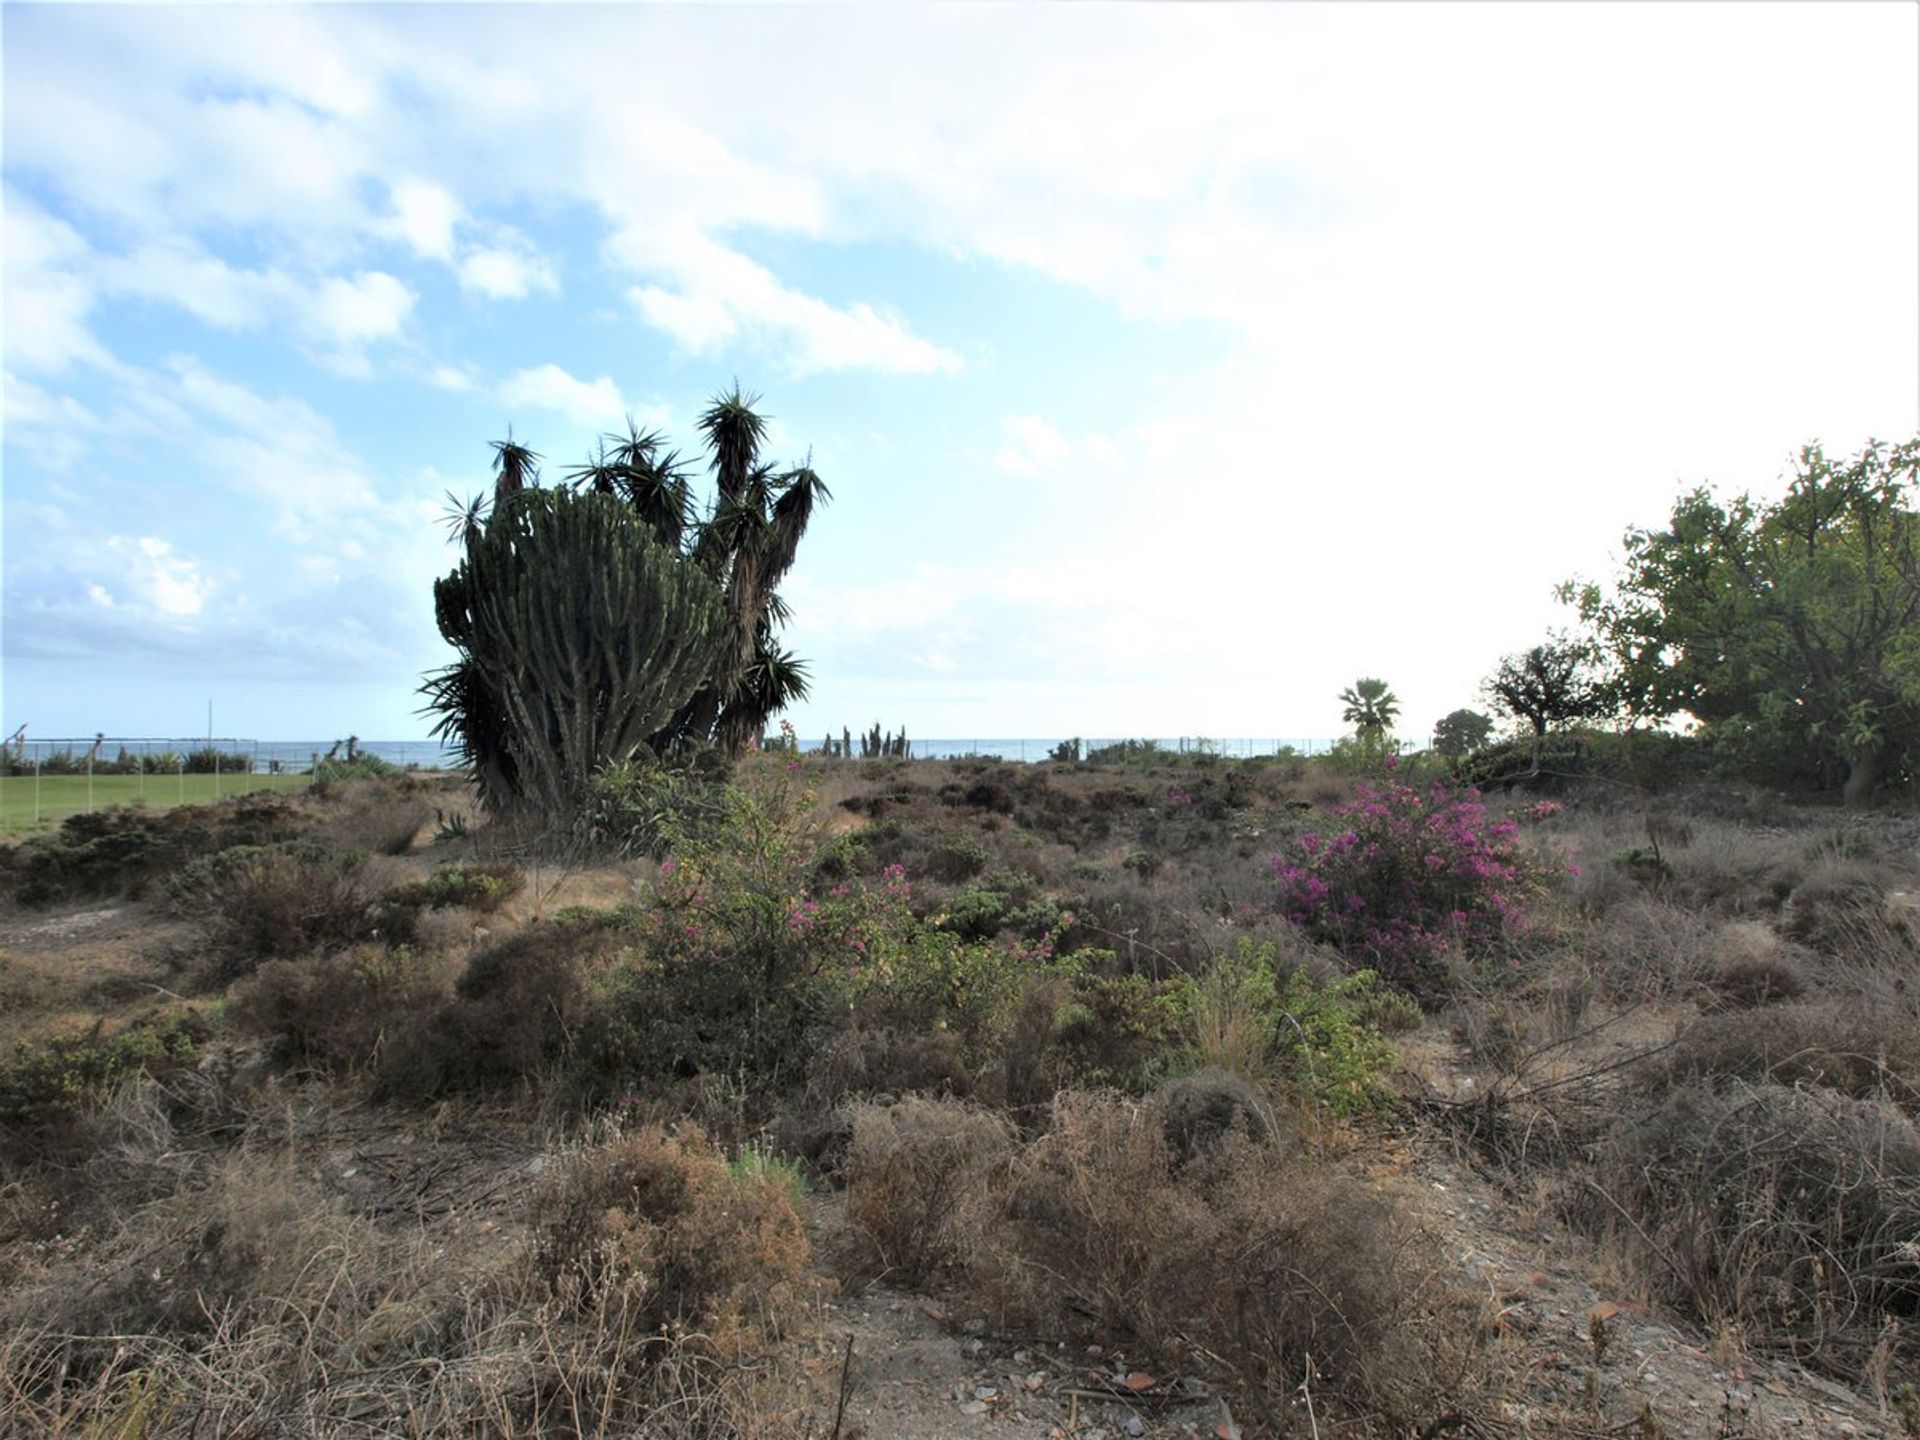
[22,736,1344,772]
[298,737,1341,767]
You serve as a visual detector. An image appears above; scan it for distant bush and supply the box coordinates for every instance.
[182,747,255,775]
[308,781,430,856]
[168,841,380,985]
[1270,778,1557,996]
[4,795,303,906]
[924,828,989,882]
[310,754,399,783]
[384,862,524,915]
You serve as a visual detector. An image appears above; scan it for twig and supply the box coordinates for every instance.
[829,1332,855,1440]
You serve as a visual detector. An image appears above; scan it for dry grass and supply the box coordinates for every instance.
[1705,919,1808,1008]
[844,1091,1492,1428]
[1575,1081,1920,1378]
[0,1114,816,1439]
[1658,1000,1920,1111]
[528,1124,810,1361]
[843,1097,1013,1285]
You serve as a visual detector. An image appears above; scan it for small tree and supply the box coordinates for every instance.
[1432,708,1494,758]
[1484,637,1612,771]
[1571,437,1920,802]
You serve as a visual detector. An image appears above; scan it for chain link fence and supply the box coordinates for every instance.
[1,737,314,835]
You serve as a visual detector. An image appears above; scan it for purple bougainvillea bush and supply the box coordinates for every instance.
[1270,778,1566,996]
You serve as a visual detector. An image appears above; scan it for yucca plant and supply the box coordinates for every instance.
[424,386,827,815]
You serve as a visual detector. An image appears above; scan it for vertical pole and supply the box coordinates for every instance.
[34,755,41,827]
[214,748,220,801]
[87,751,94,813]
[139,741,147,802]
[179,753,185,806]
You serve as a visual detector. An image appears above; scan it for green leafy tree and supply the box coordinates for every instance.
[425,386,829,814]
[1431,708,1494,758]
[1484,636,1613,770]
[1338,677,1400,741]
[1570,437,1920,803]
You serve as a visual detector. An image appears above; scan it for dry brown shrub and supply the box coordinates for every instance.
[1,1152,393,1371]
[1153,1067,1276,1162]
[374,922,596,1100]
[309,779,434,856]
[1576,1082,1920,1376]
[1784,859,1913,962]
[998,974,1071,1114]
[170,843,383,987]
[843,1097,1014,1284]
[1660,820,1804,918]
[230,943,450,1073]
[407,901,485,955]
[1706,920,1808,1008]
[1659,1001,1920,1110]
[967,1091,1487,1425]
[809,1022,972,1103]
[0,1122,806,1438]
[1581,892,1720,997]
[528,1124,808,1360]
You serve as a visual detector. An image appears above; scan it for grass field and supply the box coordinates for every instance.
[0,771,314,835]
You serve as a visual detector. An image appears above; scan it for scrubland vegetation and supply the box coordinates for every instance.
[7,423,1920,1436]
[4,740,1920,1438]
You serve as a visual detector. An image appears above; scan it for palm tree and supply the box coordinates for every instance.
[1339,677,1400,741]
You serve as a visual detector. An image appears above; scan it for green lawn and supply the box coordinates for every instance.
[0,771,314,836]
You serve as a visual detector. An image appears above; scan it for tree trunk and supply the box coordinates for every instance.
[1842,747,1881,807]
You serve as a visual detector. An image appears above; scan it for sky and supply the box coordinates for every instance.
[4,3,1917,746]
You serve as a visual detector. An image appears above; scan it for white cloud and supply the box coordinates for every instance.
[458,245,558,299]
[308,270,415,346]
[98,535,213,617]
[3,195,110,374]
[994,415,1072,475]
[425,362,478,392]
[498,363,628,427]
[388,178,462,259]
[622,230,962,377]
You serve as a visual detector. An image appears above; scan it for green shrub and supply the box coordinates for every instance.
[168,841,379,984]
[1184,940,1399,1118]
[310,754,400,783]
[572,755,729,859]
[939,887,1008,940]
[4,795,304,906]
[924,829,989,883]
[0,1011,207,1148]
[383,862,524,914]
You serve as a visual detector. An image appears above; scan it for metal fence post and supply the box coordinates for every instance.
[87,751,94,813]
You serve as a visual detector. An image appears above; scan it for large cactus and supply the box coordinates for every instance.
[429,488,726,814]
